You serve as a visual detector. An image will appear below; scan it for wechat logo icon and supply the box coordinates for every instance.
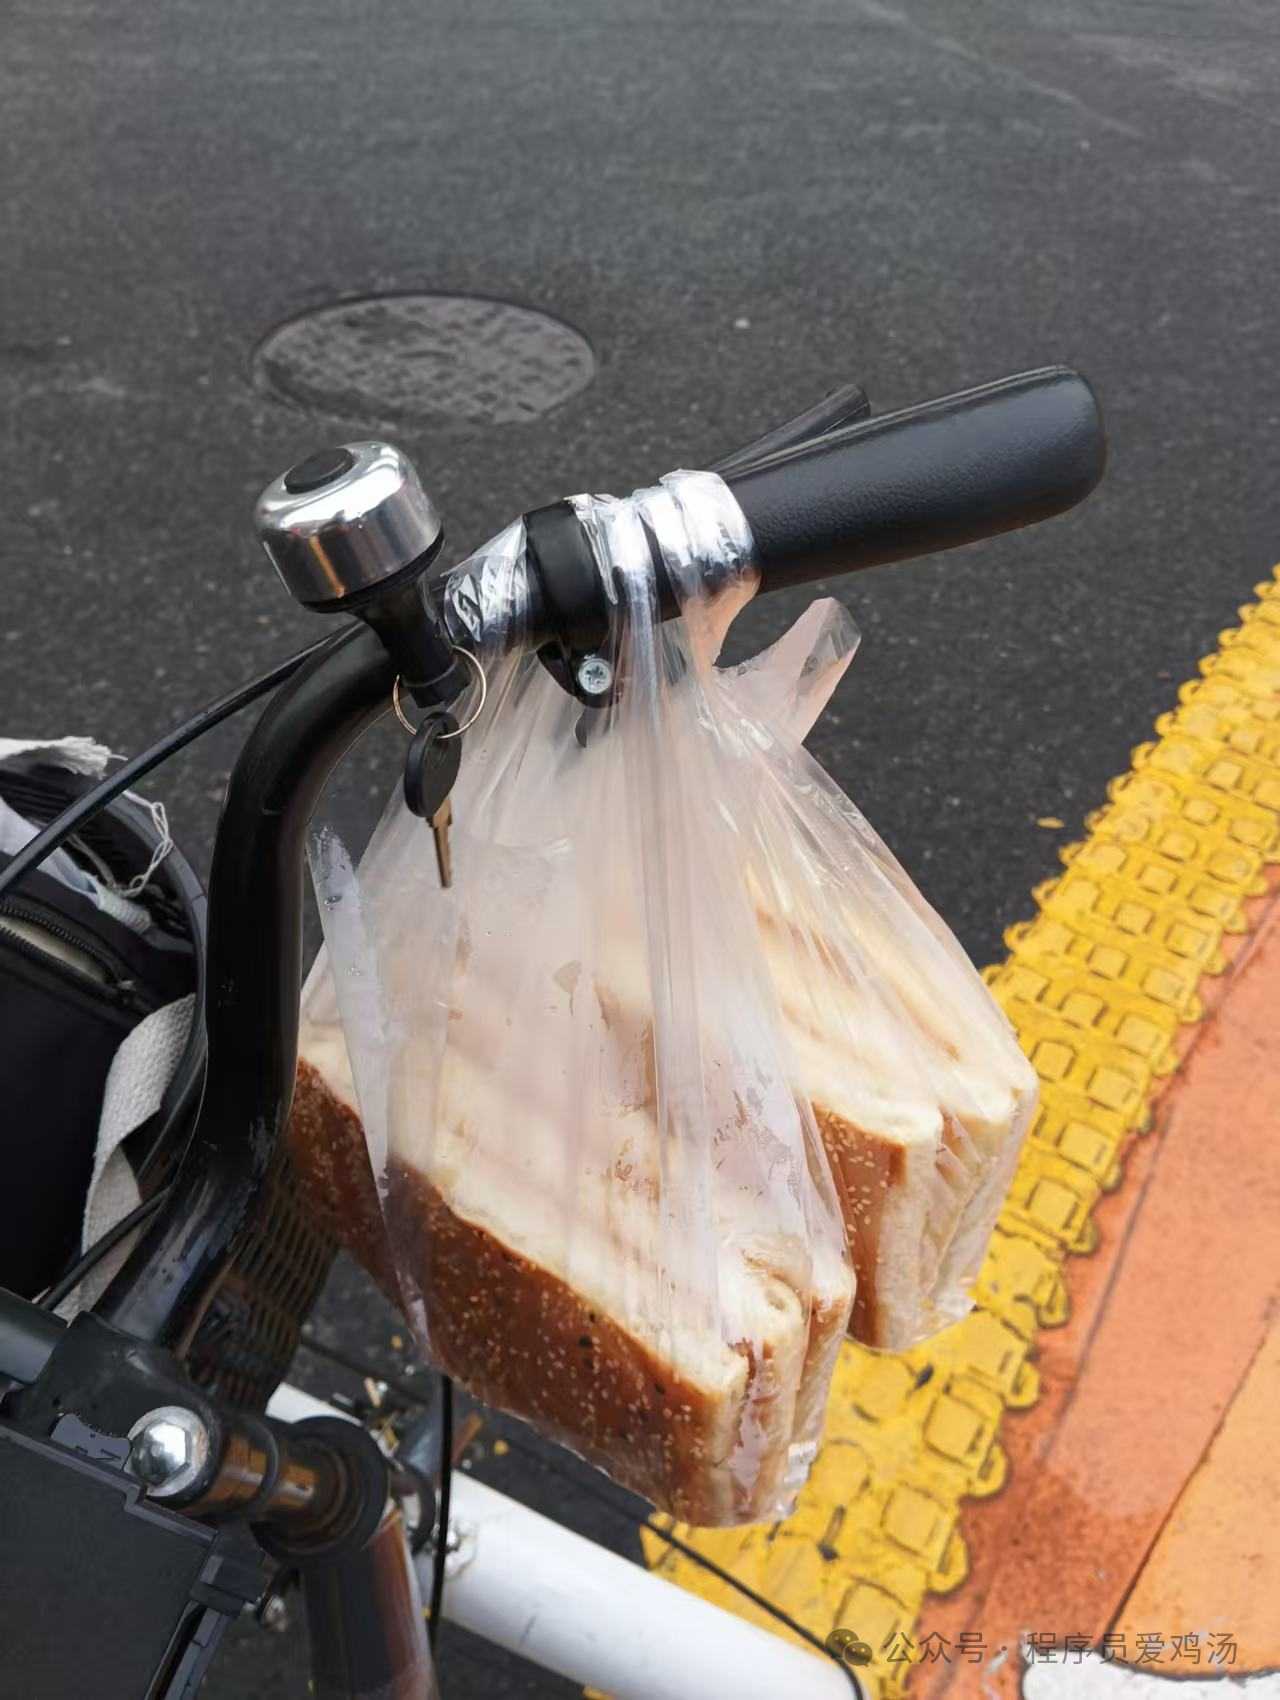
[826,1628,873,1667]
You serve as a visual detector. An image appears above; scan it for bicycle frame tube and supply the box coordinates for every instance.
[96,622,395,1351]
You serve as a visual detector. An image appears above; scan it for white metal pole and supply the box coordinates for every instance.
[435,1474,851,1700]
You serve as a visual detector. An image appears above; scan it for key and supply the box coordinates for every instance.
[403,709,462,888]
[430,796,453,889]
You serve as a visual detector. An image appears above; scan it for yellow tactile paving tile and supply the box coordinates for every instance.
[634,565,1280,1697]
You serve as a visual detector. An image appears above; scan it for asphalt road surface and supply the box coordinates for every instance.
[3,1,1278,1694]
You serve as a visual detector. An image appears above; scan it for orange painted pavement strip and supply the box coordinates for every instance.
[918,888,1280,1693]
[1118,1319,1280,1670]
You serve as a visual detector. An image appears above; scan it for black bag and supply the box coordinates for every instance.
[0,760,204,1298]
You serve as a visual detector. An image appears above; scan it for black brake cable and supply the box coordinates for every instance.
[297,1333,863,1696]
[649,1526,865,1697]
[0,631,343,906]
[427,1374,452,1652]
[35,1187,172,1311]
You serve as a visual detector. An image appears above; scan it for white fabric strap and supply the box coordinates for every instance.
[57,994,195,1317]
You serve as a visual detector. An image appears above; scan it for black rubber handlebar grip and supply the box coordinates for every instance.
[725,366,1105,591]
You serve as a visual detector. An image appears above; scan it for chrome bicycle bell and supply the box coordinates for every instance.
[256,440,444,612]
[256,441,467,705]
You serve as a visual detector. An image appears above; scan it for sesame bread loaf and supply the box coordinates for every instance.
[290,1011,854,1525]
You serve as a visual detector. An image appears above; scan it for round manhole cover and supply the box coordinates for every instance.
[254,294,594,428]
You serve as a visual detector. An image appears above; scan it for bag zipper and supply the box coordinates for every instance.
[0,897,150,1013]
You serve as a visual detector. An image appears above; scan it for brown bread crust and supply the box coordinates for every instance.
[288,1055,849,1524]
[286,1058,400,1302]
[815,1106,906,1346]
[383,1159,797,1524]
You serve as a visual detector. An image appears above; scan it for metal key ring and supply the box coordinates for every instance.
[392,646,488,739]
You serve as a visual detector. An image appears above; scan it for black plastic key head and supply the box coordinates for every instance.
[403,711,461,821]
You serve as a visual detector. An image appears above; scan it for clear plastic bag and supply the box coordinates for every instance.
[298,471,1035,1525]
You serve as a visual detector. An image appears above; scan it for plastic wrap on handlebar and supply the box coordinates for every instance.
[725,367,1104,591]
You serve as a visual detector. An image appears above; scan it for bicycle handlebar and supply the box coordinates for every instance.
[258,367,1103,676]
[725,366,1104,591]
[499,367,1104,662]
